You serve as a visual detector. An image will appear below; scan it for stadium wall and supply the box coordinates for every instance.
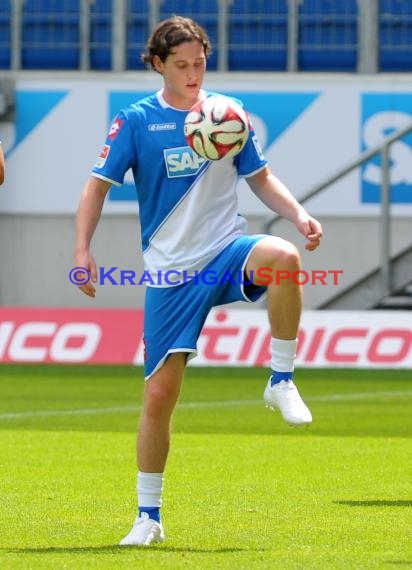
[1,72,412,309]
[0,213,411,310]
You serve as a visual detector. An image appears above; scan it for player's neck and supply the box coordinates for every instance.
[161,88,202,111]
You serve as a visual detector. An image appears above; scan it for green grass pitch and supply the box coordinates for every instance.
[0,364,411,570]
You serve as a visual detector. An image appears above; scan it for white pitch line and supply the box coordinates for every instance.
[0,400,258,420]
[309,389,412,402]
[0,390,411,420]
[0,406,139,420]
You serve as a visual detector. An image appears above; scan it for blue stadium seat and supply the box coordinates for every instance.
[158,0,219,70]
[228,0,288,71]
[22,0,81,69]
[0,1,11,69]
[90,0,112,70]
[127,0,150,70]
[379,0,412,71]
[298,0,358,71]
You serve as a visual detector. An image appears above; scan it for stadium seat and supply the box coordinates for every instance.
[158,0,219,70]
[21,0,81,69]
[127,0,150,70]
[298,0,358,71]
[90,0,112,70]
[228,0,288,71]
[379,0,412,71]
[0,1,11,69]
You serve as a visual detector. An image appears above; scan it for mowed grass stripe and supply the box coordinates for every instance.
[1,430,411,569]
[0,366,411,569]
[1,389,412,420]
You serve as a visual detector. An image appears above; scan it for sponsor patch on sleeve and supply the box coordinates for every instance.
[108,118,124,140]
[94,144,110,169]
[252,135,265,161]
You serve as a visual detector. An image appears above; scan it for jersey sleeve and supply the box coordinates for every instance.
[234,111,267,178]
[91,110,136,186]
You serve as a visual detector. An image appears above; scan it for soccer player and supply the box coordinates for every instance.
[74,16,323,546]
[0,141,5,185]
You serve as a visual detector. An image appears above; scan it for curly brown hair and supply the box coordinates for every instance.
[141,15,212,71]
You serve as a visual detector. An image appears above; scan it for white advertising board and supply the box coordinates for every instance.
[1,73,412,215]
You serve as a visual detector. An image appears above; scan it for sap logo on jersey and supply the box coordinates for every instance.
[164,146,207,178]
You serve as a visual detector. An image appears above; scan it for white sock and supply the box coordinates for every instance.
[137,471,164,508]
[270,338,297,372]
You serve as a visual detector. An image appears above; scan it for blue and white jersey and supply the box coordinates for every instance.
[92,89,267,286]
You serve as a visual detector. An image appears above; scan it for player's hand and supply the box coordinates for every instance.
[305,230,322,251]
[296,213,323,251]
[73,251,98,298]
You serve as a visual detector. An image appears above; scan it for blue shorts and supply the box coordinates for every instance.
[143,235,267,379]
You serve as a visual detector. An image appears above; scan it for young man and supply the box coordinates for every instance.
[74,16,323,546]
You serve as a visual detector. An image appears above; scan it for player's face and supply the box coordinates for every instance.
[154,40,206,110]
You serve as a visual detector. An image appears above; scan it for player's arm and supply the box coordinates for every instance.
[0,143,5,185]
[75,176,111,297]
[247,165,323,251]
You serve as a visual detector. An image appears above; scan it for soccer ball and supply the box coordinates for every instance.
[184,95,249,160]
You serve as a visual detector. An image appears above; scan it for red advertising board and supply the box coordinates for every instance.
[0,307,143,364]
[0,307,411,368]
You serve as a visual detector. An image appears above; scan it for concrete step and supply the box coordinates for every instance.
[376,295,412,309]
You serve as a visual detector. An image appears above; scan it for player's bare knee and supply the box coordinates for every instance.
[144,377,180,416]
[272,242,300,272]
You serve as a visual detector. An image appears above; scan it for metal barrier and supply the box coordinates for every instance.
[264,120,412,299]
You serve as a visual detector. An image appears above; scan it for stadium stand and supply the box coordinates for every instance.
[298,0,358,71]
[90,0,112,70]
[21,0,81,70]
[379,0,412,71]
[0,1,11,69]
[158,0,219,70]
[228,0,288,71]
[126,0,150,70]
[0,1,412,72]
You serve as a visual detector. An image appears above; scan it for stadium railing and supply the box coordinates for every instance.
[264,120,412,304]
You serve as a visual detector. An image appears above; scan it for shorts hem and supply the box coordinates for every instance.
[240,235,268,302]
[145,348,197,380]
